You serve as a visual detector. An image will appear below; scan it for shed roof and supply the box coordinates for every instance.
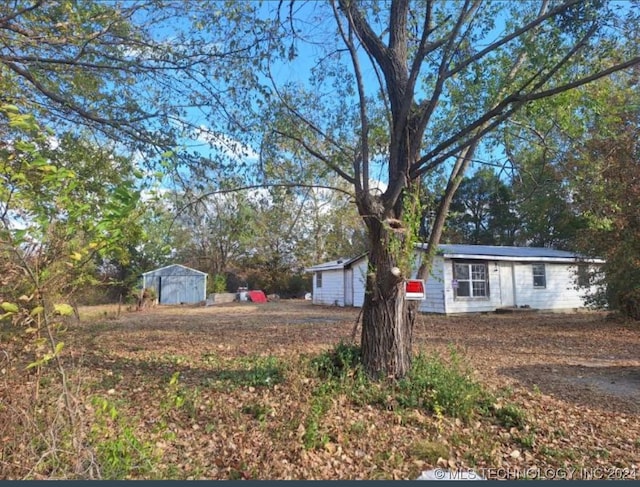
[142,264,208,276]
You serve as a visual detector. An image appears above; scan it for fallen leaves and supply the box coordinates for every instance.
[1,302,639,479]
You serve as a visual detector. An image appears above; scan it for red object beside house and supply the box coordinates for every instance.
[247,290,268,303]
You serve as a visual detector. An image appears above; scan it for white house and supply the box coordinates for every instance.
[305,254,368,307]
[142,264,207,305]
[306,244,604,314]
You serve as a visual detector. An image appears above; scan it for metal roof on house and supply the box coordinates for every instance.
[431,244,604,263]
[307,245,604,271]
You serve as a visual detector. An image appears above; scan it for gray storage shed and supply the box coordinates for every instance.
[142,264,207,305]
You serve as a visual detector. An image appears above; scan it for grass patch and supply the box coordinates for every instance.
[408,440,450,464]
[202,354,285,389]
[302,387,332,450]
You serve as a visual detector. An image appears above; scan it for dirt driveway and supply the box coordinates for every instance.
[85,300,639,415]
[414,311,640,415]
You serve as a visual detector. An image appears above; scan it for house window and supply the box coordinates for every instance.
[453,261,488,298]
[532,263,546,288]
[316,271,323,288]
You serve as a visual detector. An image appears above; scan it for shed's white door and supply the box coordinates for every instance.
[499,262,516,307]
[344,269,353,306]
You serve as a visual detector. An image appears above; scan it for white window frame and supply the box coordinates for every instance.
[532,263,546,288]
[453,261,489,299]
[316,271,323,288]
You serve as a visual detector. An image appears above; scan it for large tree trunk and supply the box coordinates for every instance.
[360,216,417,379]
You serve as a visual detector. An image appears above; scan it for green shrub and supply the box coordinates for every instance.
[492,402,528,429]
[395,348,490,421]
[308,344,500,426]
[208,274,227,294]
[310,342,362,380]
[618,288,640,320]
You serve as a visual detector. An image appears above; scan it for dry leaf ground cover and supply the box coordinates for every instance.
[1,301,639,479]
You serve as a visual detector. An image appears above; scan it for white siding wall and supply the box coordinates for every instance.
[442,260,594,313]
[349,254,445,311]
[352,259,368,307]
[313,270,345,306]
[311,255,598,313]
[512,262,589,310]
[414,255,446,314]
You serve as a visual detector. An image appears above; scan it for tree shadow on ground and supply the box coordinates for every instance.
[499,363,640,414]
[81,352,288,394]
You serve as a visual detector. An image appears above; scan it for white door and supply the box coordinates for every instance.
[499,262,516,307]
[344,269,353,306]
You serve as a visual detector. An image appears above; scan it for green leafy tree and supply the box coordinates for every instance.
[172,186,258,282]
[291,177,367,267]
[445,168,518,245]
[568,74,640,317]
[499,88,588,249]
[0,104,142,474]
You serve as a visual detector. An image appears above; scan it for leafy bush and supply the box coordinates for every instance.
[492,402,528,429]
[208,274,227,294]
[618,288,640,321]
[310,342,362,380]
[310,344,491,422]
[394,349,491,421]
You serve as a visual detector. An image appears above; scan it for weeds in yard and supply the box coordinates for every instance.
[300,342,527,458]
[308,343,515,426]
[161,372,200,419]
[539,445,578,461]
[90,396,159,479]
[201,352,223,367]
[311,342,362,380]
[515,431,537,449]
[0,355,96,479]
[161,354,189,366]
[491,402,528,429]
[6,302,639,480]
[303,382,333,450]
[408,440,449,464]
[394,348,491,421]
[202,354,284,390]
[241,402,273,423]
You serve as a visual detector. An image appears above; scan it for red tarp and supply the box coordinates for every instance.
[247,290,268,303]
